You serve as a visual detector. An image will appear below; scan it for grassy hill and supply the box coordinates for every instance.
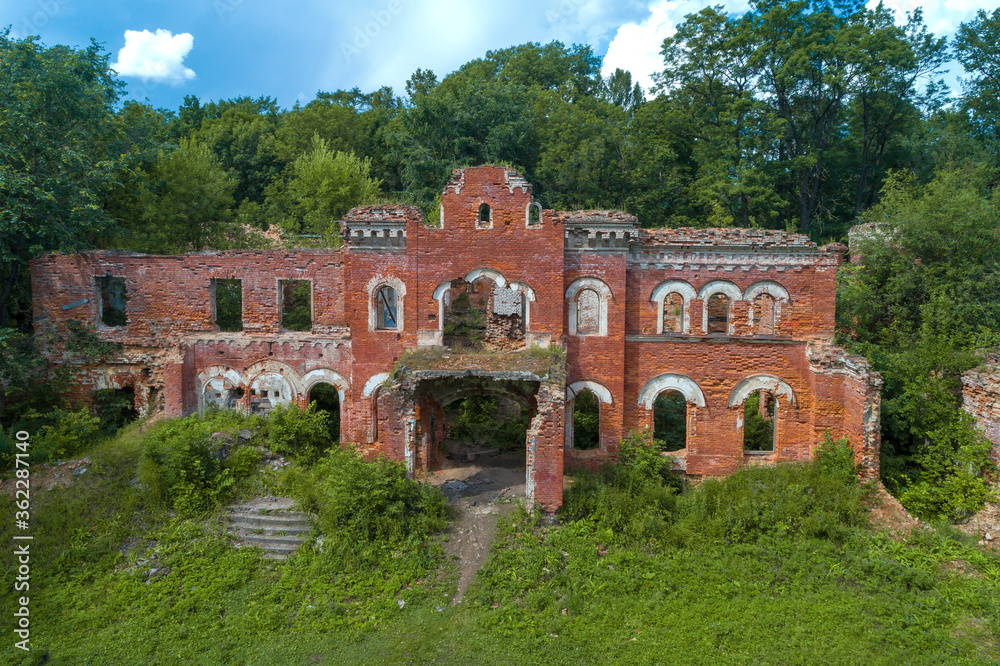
[1,413,998,665]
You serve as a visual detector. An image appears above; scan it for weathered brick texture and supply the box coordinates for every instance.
[30,166,880,512]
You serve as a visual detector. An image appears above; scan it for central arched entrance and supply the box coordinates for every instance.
[308,383,341,442]
[413,374,538,496]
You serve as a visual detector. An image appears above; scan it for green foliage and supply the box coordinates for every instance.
[562,429,679,545]
[447,395,527,450]
[652,390,686,451]
[839,168,1000,520]
[898,413,997,521]
[279,279,312,331]
[742,390,775,451]
[0,327,65,427]
[259,403,332,463]
[212,278,243,332]
[1,408,101,468]
[138,410,258,515]
[0,30,133,326]
[92,388,138,435]
[571,390,600,450]
[278,447,448,549]
[131,138,236,253]
[278,135,380,241]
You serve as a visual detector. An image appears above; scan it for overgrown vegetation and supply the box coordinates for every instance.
[2,420,998,663]
[447,395,528,451]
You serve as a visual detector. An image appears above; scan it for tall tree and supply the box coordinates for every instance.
[955,8,1000,157]
[0,32,132,328]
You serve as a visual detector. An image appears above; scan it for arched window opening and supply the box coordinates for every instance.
[527,202,541,226]
[743,389,776,452]
[573,389,600,450]
[707,293,730,334]
[663,292,684,333]
[653,390,686,451]
[478,203,491,227]
[576,288,601,335]
[754,293,775,335]
[309,383,341,442]
[375,285,398,330]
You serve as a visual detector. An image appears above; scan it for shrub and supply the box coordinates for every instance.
[260,403,332,463]
[279,447,448,551]
[561,430,679,545]
[138,410,258,515]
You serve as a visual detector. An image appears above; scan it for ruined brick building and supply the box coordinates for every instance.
[30,166,882,511]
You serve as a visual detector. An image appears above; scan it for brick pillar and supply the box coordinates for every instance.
[689,299,705,335]
[163,361,184,417]
[527,378,566,513]
[731,300,752,337]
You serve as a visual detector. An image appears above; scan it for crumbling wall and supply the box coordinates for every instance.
[961,353,1000,467]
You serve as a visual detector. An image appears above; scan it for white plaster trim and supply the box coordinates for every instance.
[638,374,706,409]
[244,359,302,392]
[566,380,613,404]
[366,274,406,332]
[651,280,696,334]
[363,372,390,398]
[302,368,349,403]
[728,374,796,408]
[464,267,506,288]
[566,277,612,336]
[432,281,451,330]
[743,280,789,302]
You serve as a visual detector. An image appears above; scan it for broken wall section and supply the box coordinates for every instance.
[962,352,1000,468]
[806,342,883,479]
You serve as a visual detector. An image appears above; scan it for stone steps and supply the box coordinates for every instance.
[225,497,313,561]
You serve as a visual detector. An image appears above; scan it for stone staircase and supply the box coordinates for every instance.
[225,497,313,561]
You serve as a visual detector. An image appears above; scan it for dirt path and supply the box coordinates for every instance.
[427,443,526,604]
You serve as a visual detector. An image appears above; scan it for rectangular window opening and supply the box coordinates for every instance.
[212,278,243,332]
[98,276,128,327]
[280,280,313,331]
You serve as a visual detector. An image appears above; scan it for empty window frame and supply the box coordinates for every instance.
[743,389,777,452]
[280,280,312,331]
[753,293,776,335]
[572,389,600,450]
[526,202,542,226]
[576,288,601,335]
[212,278,243,332]
[477,203,491,228]
[662,292,685,333]
[375,285,398,330]
[653,390,686,451]
[706,293,730,334]
[98,276,127,327]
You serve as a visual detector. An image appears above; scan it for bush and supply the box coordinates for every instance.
[447,395,528,450]
[1,408,102,470]
[138,410,259,515]
[561,430,680,545]
[279,447,448,551]
[260,403,332,463]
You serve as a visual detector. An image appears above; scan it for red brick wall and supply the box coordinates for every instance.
[29,165,880,513]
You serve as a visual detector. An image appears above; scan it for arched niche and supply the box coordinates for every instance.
[638,373,707,409]
[728,375,797,408]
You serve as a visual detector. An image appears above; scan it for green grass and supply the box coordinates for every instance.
[1,419,998,665]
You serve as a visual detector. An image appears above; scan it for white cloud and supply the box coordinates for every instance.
[111,29,196,85]
[868,0,1000,36]
[602,1,751,94]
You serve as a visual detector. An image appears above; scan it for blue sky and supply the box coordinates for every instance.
[3,0,997,112]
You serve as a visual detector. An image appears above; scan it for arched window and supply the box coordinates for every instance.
[653,390,686,451]
[526,202,542,226]
[375,285,398,330]
[663,292,684,333]
[308,383,341,442]
[572,389,600,450]
[706,293,730,334]
[576,289,601,335]
[743,389,776,452]
[754,293,775,335]
[478,203,491,228]
[566,277,611,336]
